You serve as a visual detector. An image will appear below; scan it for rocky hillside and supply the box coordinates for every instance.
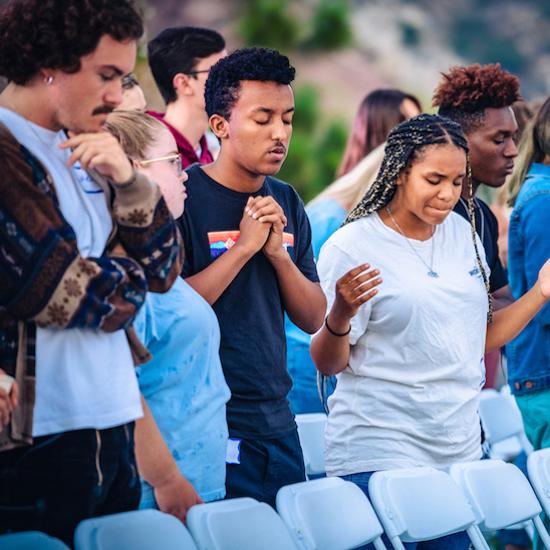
[142,0,550,120]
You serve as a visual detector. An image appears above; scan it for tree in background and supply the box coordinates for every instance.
[278,86,348,203]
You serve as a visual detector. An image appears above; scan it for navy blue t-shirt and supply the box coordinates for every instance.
[454,196,508,293]
[180,164,319,439]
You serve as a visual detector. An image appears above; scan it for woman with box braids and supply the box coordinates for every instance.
[346,113,493,321]
[310,113,550,549]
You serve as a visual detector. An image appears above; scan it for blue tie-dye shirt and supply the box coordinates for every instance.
[134,277,230,503]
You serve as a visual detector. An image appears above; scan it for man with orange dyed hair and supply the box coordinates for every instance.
[433,63,520,300]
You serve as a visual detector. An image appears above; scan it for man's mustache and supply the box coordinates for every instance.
[92,105,114,116]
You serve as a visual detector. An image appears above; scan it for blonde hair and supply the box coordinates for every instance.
[506,96,550,206]
[309,143,385,212]
[104,110,167,160]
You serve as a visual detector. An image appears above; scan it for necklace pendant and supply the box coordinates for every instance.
[427,270,439,278]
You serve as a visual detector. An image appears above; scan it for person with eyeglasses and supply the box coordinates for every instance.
[117,73,147,111]
[147,26,226,169]
[105,109,231,523]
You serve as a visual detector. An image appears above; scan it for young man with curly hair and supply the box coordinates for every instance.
[0,0,182,542]
[147,27,226,168]
[433,63,520,302]
[180,47,326,507]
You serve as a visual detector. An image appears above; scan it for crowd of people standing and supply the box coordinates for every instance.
[0,1,548,549]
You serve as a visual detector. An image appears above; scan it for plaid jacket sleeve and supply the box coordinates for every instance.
[0,127,182,332]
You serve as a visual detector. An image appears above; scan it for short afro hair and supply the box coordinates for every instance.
[0,0,143,85]
[148,27,225,105]
[432,63,521,134]
[205,47,295,120]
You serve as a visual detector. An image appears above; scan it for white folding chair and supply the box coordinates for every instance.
[528,448,550,517]
[295,413,327,477]
[450,459,550,549]
[74,509,197,550]
[479,389,533,460]
[276,477,387,550]
[368,467,489,550]
[186,497,298,550]
[0,531,70,549]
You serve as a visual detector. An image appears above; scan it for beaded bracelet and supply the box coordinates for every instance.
[324,316,351,337]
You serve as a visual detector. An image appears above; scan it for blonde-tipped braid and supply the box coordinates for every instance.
[465,159,494,323]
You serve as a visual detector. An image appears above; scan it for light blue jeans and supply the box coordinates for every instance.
[286,340,326,414]
[340,472,472,549]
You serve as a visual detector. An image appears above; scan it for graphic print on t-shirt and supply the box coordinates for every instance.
[208,230,294,258]
[208,231,240,258]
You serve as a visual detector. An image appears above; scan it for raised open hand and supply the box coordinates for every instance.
[328,263,382,330]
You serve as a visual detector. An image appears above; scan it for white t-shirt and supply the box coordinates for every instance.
[0,108,142,436]
[317,211,489,476]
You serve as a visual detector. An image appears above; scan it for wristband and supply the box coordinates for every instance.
[324,316,351,337]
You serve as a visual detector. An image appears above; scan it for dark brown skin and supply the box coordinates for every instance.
[465,106,518,197]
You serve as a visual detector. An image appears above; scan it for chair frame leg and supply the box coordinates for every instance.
[386,526,490,550]
[372,536,389,550]
[466,525,492,550]
[389,535,407,550]
[533,516,550,550]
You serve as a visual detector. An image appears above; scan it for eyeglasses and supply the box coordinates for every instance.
[122,73,139,90]
[186,69,211,80]
[140,154,183,177]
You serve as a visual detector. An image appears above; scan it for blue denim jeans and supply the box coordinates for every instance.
[0,423,140,546]
[341,472,472,550]
[225,428,306,508]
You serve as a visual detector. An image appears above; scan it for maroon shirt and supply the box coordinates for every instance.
[148,111,214,168]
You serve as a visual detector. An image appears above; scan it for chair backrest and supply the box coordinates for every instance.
[528,448,550,517]
[74,509,197,550]
[295,413,327,476]
[276,477,386,550]
[478,390,525,445]
[368,467,477,544]
[186,497,298,550]
[449,459,542,530]
[0,531,70,549]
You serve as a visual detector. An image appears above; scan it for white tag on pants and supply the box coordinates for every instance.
[226,438,242,464]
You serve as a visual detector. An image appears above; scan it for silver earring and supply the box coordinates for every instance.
[44,75,54,86]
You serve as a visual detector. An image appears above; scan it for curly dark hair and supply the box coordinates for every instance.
[148,27,225,105]
[0,0,143,85]
[205,47,295,120]
[432,63,521,134]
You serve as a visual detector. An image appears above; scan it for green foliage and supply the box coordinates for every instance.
[238,0,299,50]
[238,0,353,52]
[306,0,353,51]
[278,86,347,202]
[292,85,320,133]
[451,15,525,75]
[400,21,422,48]
[315,119,348,190]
